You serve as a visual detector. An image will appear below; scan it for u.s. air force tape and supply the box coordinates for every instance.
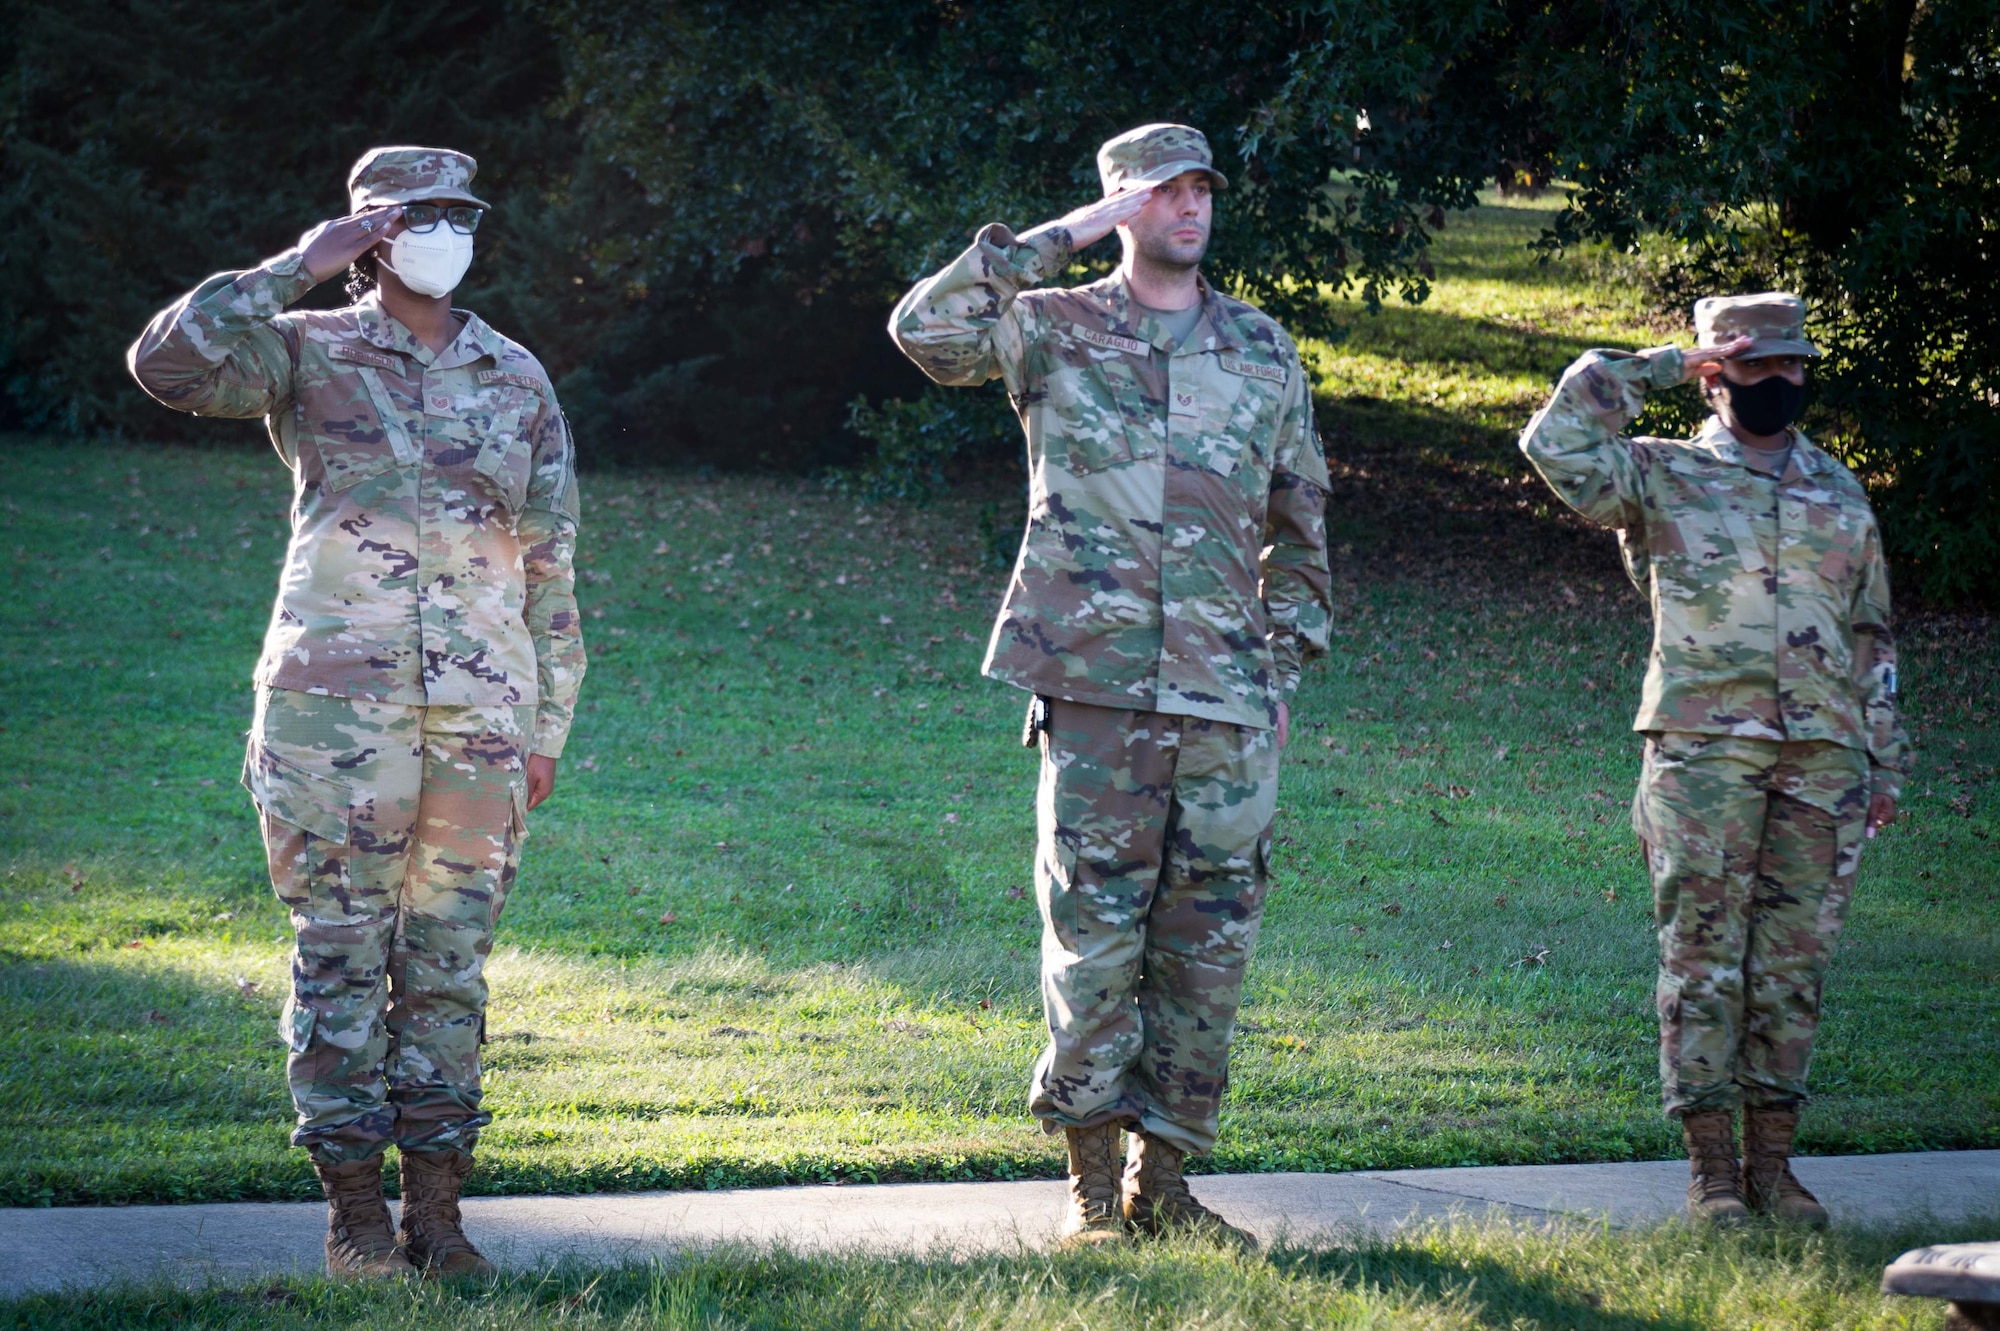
[477,370,542,391]
[1220,355,1285,384]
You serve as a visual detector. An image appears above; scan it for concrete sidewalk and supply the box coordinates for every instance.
[3,1151,1996,1297]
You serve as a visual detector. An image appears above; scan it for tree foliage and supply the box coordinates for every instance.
[542,0,1535,334]
[1511,0,1997,602]
[0,0,585,437]
[2,0,1992,596]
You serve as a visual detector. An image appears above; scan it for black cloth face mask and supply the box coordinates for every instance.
[1715,373,1805,436]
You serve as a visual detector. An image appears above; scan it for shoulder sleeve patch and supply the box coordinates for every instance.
[1074,327,1149,357]
[477,369,544,391]
[328,343,401,371]
[1220,354,1286,384]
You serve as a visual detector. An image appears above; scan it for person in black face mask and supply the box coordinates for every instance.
[1518,291,1910,1227]
[1695,295,1811,474]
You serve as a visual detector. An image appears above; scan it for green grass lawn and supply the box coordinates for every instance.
[8,1214,1997,1330]
[1,193,1995,1208]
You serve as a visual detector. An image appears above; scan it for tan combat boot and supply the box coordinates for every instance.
[1681,1110,1749,1222]
[1742,1107,1830,1226]
[1122,1131,1257,1250]
[1058,1123,1127,1248]
[314,1156,416,1280]
[398,1149,498,1278]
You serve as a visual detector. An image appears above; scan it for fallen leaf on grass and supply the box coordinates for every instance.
[708,1026,759,1039]
[143,1009,170,1024]
[1350,924,1366,936]
[626,884,643,896]
[885,1020,930,1039]
[63,863,84,891]
[1515,947,1552,968]
[1380,902,1403,917]
[658,912,679,924]
[1492,894,1509,909]
[977,999,992,1011]
[1004,886,1026,901]
[234,976,259,998]
[1601,887,1618,903]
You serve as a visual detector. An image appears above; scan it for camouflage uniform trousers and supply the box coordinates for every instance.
[244,686,530,1162]
[1028,698,1279,1155]
[1635,732,1870,1118]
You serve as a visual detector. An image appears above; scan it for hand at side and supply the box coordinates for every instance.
[526,753,558,811]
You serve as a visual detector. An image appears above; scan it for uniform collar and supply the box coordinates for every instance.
[1101,273,1245,354]
[356,291,500,370]
[1696,415,1834,477]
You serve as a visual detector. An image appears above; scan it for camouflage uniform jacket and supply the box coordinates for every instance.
[1520,346,1909,800]
[128,248,586,758]
[890,224,1331,729]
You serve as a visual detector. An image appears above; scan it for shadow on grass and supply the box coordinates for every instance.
[0,955,303,1206]
[1283,1242,1698,1331]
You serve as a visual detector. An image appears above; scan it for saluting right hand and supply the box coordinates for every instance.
[299,206,403,284]
[1027,184,1158,252]
[1676,336,1755,383]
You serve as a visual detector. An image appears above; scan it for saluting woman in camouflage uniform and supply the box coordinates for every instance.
[1520,294,1908,1225]
[130,147,586,1279]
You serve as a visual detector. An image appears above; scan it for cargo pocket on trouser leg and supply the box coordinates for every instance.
[1039,835,1082,954]
[244,737,354,915]
[282,996,317,1054]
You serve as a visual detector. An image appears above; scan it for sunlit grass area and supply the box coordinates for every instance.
[2,197,1995,1207]
[8,1212,1996,1330]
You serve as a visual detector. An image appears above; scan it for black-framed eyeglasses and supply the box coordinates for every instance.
[401,204,484,235]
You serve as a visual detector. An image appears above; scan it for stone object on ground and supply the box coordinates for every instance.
[1881,1241,2000,1331]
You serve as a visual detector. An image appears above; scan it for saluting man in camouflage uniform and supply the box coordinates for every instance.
[1520,294,1909,1224]
[129,147,586,1279]
[891,124,1332,1248]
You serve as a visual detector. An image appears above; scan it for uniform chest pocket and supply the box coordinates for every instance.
[468,387,536,513]
[1786,489,1864,589]
[1039,349,1159,477]
[1183,357,1273,480]
[1658,461,1768,582]
[301,362,419,494]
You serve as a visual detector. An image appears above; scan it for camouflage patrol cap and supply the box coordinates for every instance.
[1096,123,1228,196]
[347,145,491,211]
[1694,292,1820,358]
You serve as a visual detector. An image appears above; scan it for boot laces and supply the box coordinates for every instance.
[1068,1131,1121,1219]
[322,1167,397,1256]
[1133,1140,1213,1218]
[403,1156,478,1255]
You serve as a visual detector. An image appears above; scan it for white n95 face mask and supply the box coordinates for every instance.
[379,226,474,298]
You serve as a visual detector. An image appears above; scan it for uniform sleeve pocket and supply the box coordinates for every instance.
[242,740,352,845]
